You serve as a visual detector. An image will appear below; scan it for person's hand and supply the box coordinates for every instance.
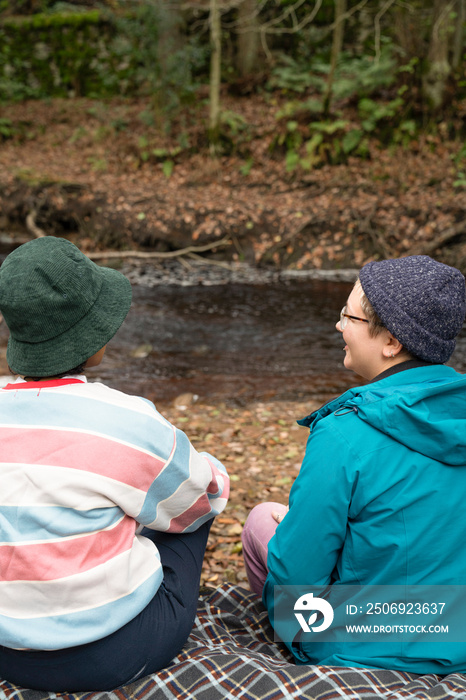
[272,507,288,524]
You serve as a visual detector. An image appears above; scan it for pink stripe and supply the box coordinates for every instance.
[205,459,230,499]
[169,494,212,533]
[0,516,136,582]
[0,427,166,490]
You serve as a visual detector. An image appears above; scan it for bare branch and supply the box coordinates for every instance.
[222,0,269,31]
[87,236,232,261]
[374,0,397,62]
[431,0,456,43]
[249,0,369,38]
[410,221,466,256]
[26,210,46,238]
[260,0,321,36]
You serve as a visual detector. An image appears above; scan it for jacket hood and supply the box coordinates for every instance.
[299,365,466,466]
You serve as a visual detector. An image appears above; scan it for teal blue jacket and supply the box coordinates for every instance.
[263,364,466,673]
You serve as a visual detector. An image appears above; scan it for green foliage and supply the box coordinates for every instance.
[220,110,248,135]
[331,47,398,101]
[0,2,207,105]
[288,120,351,172]
[111,1,208,116]
[270,119,302,156]
[87,155,107,172]
[267,54,326,93]
[451,144,466,189]
[0,116,15,139]
[0,10,129,100]
[207,109,252,156]
[275,98,323,120]
[162,160,174,178]
[358,96,403,132]
[137,143,176,177]
[135,135,186,178]
[273,88,420,172]
[267,45,397,100]
[270,38,424,172]
[239,157,254,176]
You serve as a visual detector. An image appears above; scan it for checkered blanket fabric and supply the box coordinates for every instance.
[1,583,466,700]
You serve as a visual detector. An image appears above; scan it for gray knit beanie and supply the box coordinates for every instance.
[359,255,466,364]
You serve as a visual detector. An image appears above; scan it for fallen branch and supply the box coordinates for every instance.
[358,204,395,259]
[87,236,232,261]
[410,221,466,256]
[26,209,46,238]
[187,252,235,270]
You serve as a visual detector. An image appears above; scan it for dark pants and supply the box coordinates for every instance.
[0,522,212,692]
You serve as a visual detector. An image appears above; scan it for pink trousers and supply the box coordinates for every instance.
[241,502,288,596]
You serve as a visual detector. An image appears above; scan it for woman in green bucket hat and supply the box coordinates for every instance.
[0,236,229,692]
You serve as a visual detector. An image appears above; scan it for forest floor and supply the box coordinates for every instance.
[1,92,466,588]
[160,396,319,588]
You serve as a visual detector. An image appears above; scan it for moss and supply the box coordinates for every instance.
[2,10,101,30]
[0,10,135,99]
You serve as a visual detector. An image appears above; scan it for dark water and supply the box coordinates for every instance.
[2,273,466,405]
[93,278,355,404]
[91,277,466,405]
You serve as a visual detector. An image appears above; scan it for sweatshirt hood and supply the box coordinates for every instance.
[299,365,466,466]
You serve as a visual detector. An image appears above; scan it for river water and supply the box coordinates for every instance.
[1,258,465,405]
[100,276,355,405]
[87,261,466,405]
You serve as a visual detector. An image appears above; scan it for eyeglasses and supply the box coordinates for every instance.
[339,306,371,330]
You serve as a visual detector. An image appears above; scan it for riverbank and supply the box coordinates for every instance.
[1,95,466,273]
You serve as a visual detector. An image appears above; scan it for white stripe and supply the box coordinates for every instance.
[0,536,160,619]
[147,444,214,529]
[0,462,147,514]
[209,496,228,514]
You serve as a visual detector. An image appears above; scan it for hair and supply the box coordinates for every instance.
[11,363,87,382]
[354,279,385,338]
[355,278,414,360]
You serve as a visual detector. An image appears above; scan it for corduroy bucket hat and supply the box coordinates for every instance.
[0,236,132,377]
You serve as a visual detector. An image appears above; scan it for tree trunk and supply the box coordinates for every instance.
[156,1,184,83]
[422,0,456,110]
[323,0,347,117]
[452,0,465,70]
[236,0,260,77]
[209,0,222,147]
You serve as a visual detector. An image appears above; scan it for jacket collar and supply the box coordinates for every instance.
[298,361,442,429]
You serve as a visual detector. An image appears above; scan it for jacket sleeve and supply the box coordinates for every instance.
[264,415,358,605]
[122,405,229,533]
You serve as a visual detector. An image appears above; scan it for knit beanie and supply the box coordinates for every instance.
[359,255,466,364]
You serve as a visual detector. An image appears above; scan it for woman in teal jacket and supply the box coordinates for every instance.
[242,255,466,674]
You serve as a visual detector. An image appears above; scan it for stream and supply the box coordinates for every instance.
[1,258,465,405]
[100,274,356,404]
[73,261,466,404]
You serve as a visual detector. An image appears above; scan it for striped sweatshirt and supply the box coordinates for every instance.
[0,376,229,651]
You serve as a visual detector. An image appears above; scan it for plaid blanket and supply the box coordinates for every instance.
[1,583,466,700]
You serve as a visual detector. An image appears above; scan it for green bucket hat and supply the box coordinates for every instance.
[0,236,132,377]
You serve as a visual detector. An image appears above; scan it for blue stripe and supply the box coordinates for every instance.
[0,505,124,543]
[138,428,192,524]
[0,391,175,459]
[0,568,163,650]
